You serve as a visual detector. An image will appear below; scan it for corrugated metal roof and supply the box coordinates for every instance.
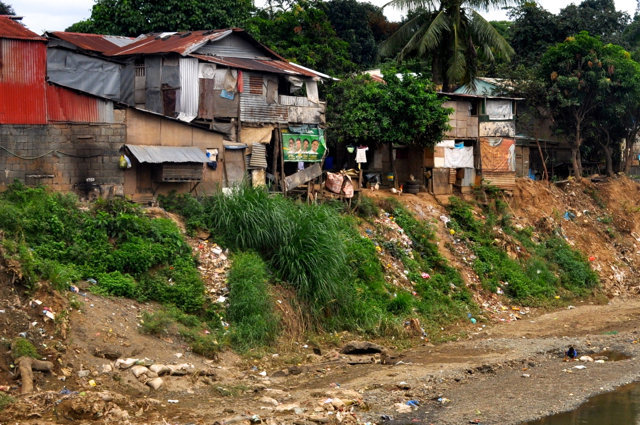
[191,54,319,78]
[46,84,114,123]
[125,144,208,163]
[49,31,135,53]
[0,16,46,41]
[0,38,47,124]
[109,29,231,56]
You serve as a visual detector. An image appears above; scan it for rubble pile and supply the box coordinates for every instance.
[191,240,231,302]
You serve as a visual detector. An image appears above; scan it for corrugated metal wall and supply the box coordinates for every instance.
[179,57,199,119]
[0,39,47,124]
[46,85,114,123]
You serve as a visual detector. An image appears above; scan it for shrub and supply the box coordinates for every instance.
[140,311,173,335]
[11,338,39,360]
[0,392,13,411]
[93,271,137,297]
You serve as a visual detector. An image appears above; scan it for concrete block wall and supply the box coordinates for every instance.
[0,123,126,197]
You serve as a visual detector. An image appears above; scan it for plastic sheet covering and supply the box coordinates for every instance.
[480,137,516,171]
[179,58,199,120]
[305,80,319,103]
[47,49,122,100]
[444,146,474,168]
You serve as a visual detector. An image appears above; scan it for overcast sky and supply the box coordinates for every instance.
[12,0,639,35]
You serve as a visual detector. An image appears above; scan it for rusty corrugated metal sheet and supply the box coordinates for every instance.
[0,16,46,41]
[240,94,288,124]
[125,144,208,163]
[49,31,134,53]
[191,54,318,78]
[0,38,47,124]
[46,84,114,123]
[109,29,230,56]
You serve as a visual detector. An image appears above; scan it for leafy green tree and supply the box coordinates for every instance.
[326,70,451,147]
[324,0,381,67]
[66,0,254,36]
[246,1,355,76]
[0,1,14,15]
[379,0,514,90]
[557,0,629,44]
[585,44,640,176]
[539,32,640,177]
[507,2,560,68]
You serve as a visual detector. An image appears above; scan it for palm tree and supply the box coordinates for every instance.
[380,0,514,90]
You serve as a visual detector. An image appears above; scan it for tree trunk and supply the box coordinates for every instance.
[17,356,53,394]
[603,144,614,177]
[572,120,583,178]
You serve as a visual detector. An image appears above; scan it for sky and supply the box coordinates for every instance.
[11,0,639,35]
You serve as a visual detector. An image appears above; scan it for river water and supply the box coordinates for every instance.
[522,382,640,425]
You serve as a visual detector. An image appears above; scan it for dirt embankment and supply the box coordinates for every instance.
[2,176,640,425]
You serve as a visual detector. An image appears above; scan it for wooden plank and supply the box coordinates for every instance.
[285,163,322,191]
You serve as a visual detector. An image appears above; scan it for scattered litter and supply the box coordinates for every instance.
[87,278,97,284]
[88,379,97,387]
[406,400,420,407]
[573,365,587,370]
[522,373,531,378]
[259,371,267,377]
[167,399,179,403]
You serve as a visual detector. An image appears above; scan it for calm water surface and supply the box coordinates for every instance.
[522,382,640,425]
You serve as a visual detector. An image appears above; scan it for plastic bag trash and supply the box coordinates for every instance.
[380,415,393,421]
[87,278,97,285]
[406,400,420,407]
[573,365,587,370]
[167,399,179,404]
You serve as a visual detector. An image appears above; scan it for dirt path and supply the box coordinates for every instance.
[311,297,640,425]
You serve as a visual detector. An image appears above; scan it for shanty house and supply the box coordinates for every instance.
[46,29,330,190]
[0,16,225,201]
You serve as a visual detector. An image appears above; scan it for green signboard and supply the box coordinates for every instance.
[283,129,326,162]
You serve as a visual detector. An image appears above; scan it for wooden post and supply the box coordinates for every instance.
[535,138,549,183]
[277,125,286,194]
[272,129,279,189]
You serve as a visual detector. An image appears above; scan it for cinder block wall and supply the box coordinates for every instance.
[0,123,126,196]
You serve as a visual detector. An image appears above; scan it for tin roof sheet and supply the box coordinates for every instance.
[49,31,135,53]
[0,16,46,41]
[191,54,320,78]
[109,29,231,56]
[125,144,208,163]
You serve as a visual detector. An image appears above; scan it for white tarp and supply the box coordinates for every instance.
[486,99,513,120]
[437,139,456,148]
[444,146,474,168]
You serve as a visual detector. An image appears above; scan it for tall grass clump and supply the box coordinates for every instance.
[201,185,351,315]
[227,251,280,350]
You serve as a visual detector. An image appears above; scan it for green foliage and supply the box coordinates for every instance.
[227,252,280,351]
[0,183,205,314]
[66,0,254,36]
[0,1,14,15]
[446,194,599,303]
[158,192,206,234]
[140,310,174,335]
[380,0,514,89]
[355,195,380,219]
[325,71,451,148]
[92,271,137,298]
[246,1,355,76]
[11,338,39,360]
[0,392,13,412]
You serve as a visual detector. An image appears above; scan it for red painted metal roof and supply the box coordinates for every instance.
[0,16,46,41]
[46,84,112,123]
[109,29,231,56]
[50,31,134,53]
[191,54,320,79]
